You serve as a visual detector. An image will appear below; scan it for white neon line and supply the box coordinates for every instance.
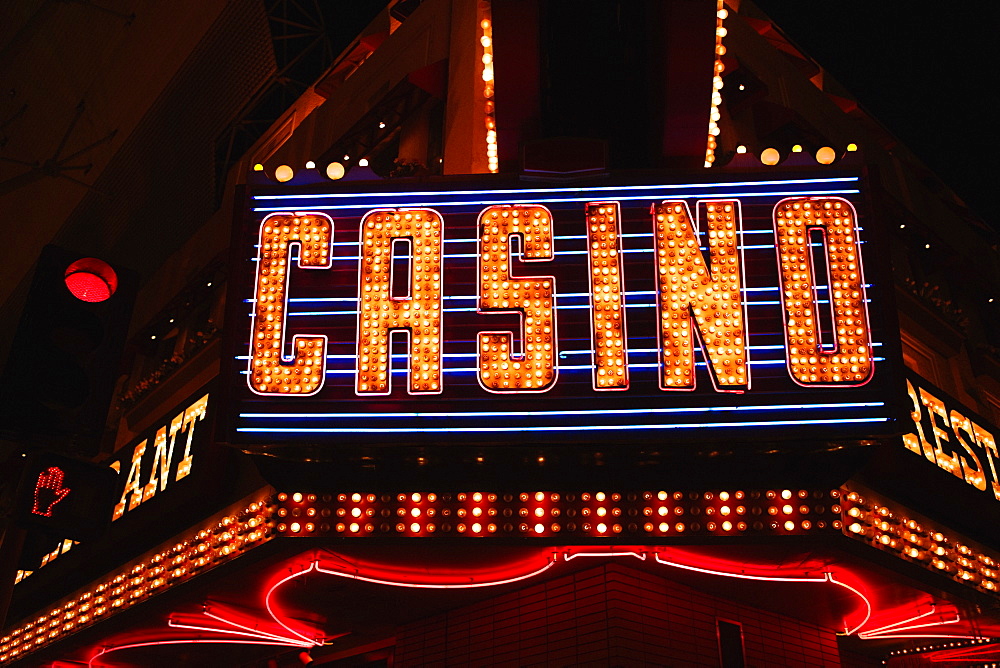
[564,551,647,562]
[167,620,313,647]
[855,607,939,637]
[252,177,860,200]
[279,299,866,316]
[241,402,883,420]
[301,357,883,375]
[236,359,883,375]
[244,284,874,304]
[264,562,324,646]
[828,575,872,636]
[859,615,962,639]
[88,639,308,666]
[252,228,860,247]
[314,557,557,589]
[202,609,313,645]
[236,417,890,433]
[234,344,883,360]
[859,633,984,640]
[312,355,885,376]
[252,190,860,212]
[653,553,828,583]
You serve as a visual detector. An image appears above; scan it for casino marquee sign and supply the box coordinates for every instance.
[221,174,897,449]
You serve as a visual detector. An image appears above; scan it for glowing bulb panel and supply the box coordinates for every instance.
[225,176,892,450]
[477,205,556,392]
[841,485,1000,595]
[654,200,747,391]
[356,209,443,395]
[249,213,333,395]
[1,498,272,663]
[272,487,842,539]
[774,198,872,386]
[586,202,629,390]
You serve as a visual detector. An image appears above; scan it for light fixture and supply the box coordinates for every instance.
[326,162,345,180]
[64,258,118,303]
[358,158,370,167]
[760,148,780,165]
[480,6,498,173]
[274,165,294,182]
[815,146,836,164]
[704,0,728,168]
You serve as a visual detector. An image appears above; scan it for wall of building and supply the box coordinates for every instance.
[395,562,851,667]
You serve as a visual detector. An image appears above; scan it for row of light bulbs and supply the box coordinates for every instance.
[253,156,371,184]
[704,2,729,168]
[274,488,843,538]
[0,500,273,663]
[737,143,859,166]
[841,489,1000,594]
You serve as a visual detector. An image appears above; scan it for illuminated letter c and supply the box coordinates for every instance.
[248,212,332,396]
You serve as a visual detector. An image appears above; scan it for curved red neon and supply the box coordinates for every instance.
[652,551,828,583]
[645,548,871,636]
[859,606,942,638]
[87,546,983,666]
[928,640,1000,662]
[826,575,871,636]
[88,639,305,667]
[312,556,557,589]
[312,546,559,588]
[264,563,328,647]
[857,606,964,640]
[564,550,646,563]
[167,608,316,646]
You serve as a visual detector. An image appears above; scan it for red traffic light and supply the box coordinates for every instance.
[64,257,118,302]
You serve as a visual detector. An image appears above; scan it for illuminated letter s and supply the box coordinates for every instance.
[478,205,557,392]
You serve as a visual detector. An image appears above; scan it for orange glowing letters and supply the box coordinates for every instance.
[246,197,873,396]
[477,205,557,392]
[357,209,443,395]
[249,213,332,395]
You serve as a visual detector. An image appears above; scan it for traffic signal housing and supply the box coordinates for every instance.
[13,451,118,542]
[0,246,136,456]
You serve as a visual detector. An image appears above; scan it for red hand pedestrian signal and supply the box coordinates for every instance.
[32,466,71,517]
[15,453,117,541]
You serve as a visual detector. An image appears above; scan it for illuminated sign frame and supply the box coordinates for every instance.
[221,174,897,455]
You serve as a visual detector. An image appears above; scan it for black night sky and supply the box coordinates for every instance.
[753,2,996,230]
